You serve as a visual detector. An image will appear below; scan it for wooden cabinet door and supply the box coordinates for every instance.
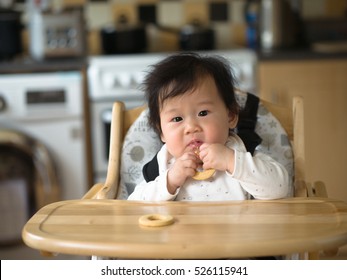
[258,59,347,202]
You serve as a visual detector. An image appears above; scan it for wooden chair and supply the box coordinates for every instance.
[82,95,330,259]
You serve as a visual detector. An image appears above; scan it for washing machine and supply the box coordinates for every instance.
[0,71,89,253]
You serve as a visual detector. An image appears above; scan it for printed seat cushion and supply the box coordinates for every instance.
[117,94,294,199]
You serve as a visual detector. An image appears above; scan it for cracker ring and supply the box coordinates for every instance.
[139,214,174,227]
[192,147,215,180]
[192,168,215,180]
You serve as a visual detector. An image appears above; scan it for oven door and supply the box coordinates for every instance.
[90,101,113,184]
[90,98,146,184]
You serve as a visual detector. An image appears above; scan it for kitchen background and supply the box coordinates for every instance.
[1,0,347,259]
[1,0,347,55]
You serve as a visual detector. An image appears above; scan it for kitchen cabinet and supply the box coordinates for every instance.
[258,58,347,202]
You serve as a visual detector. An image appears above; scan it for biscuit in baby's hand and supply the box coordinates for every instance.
[192,146,215,180]
[192,168,215,180]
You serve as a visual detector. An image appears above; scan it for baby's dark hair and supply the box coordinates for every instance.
[142,52,239,135]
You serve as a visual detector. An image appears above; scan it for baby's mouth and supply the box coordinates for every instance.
[188,140,203,165]
[188,140,203,150]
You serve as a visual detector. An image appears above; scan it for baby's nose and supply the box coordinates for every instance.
[186,119,201,133]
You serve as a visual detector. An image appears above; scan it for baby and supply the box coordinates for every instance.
[128,52,289,201]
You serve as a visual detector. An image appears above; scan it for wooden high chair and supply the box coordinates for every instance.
[82,95,331,259]
[83,95,326,201]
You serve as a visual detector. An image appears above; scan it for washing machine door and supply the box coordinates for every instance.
[0,129,60,244]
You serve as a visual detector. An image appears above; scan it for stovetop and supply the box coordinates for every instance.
[87,49,258,101]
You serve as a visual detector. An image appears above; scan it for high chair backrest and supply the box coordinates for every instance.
[84,94,311,200]
[262,97,306,197]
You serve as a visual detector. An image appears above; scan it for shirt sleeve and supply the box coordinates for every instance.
[231,149,289,199]
[127,145,179,201]
[228,134,289,200]
[127,170,178,201]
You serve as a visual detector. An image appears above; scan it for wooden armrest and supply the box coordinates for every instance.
[305,181,328,198]
[313,181,328,197]
[294,180,308,197]
[82,182,119,200]
[304,180,335,258]
[82,183,105,199]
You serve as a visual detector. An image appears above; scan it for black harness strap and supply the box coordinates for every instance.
[236,93,262,155]
[142,152,160,183]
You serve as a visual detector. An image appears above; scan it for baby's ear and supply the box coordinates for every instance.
[157,125,165,143]
[228,112,238,129]
[160,133,166,143]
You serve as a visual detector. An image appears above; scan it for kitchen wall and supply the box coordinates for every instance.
[73,0,347,54]
[16,0,347,55]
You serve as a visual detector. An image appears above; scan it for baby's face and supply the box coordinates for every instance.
[159,76,238,159]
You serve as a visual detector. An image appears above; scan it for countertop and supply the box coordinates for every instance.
[257,47,347,61]
[1,48,347,74]
[0,56,87,74]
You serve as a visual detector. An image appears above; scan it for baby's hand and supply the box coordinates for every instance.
[199,143,235,173]
[167,152,199,194]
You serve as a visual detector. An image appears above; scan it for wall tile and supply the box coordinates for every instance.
[136,0,158,6]
[209,1,229,22]
[230,23,247,46]
[213,22,233,49]
[112,3,138,25]
[61,0,87,6]
[88,29,102,55]
[138,4,157,24]
[230,0,246,24]
[302,0,325,18]
[158,1,183,27]
[86,3,113,29]
[325,0,347,17]
[184,1,209,25]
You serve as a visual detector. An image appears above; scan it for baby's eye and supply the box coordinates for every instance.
[172,116,183,122]
[198,110,208,117]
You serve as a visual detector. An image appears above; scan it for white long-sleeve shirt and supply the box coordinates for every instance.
[128,134,289,201]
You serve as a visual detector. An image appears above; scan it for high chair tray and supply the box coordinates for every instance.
[22,198,347,259]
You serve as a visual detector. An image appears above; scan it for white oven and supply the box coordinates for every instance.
[87,50,257,184]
